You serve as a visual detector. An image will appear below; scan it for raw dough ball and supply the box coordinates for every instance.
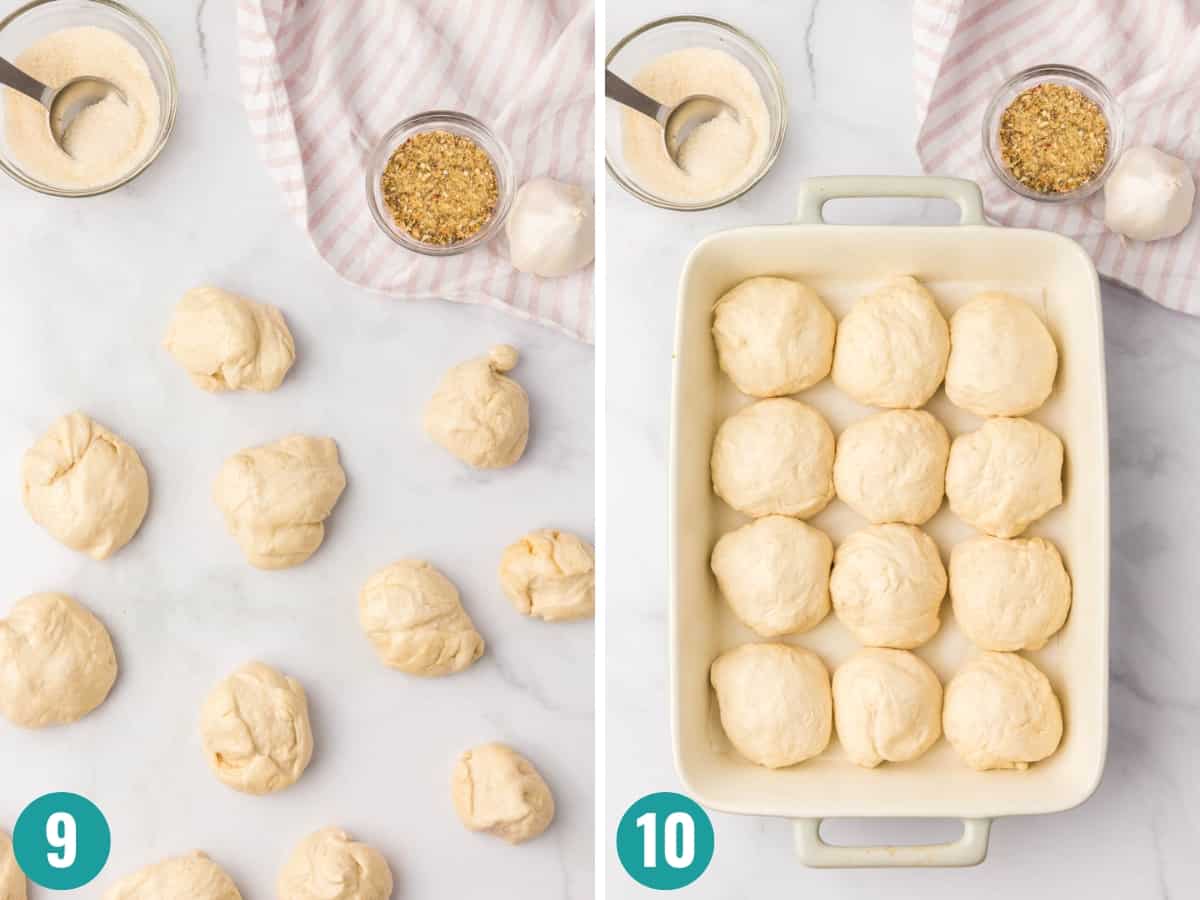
[831,276,949,408]
[833,410,949,525]
[278,827,393,900]
[711,399,835,519]
[451,742,555,844]
[945,417,1063,537]
[103,852,242,900]
[199,661,313,795]
[1104,145,1195,241]
[506,177,595,277]
[164,286,295,392]
[0,828,26,900]
[710,516,832,637]
[943,651,1063,770]
[832,648,943,768]
[712,277,836,397]
[359,560,485,676]
[950,535,1071,651]
[21,412,149,559]
[213,435,346,569]
[0,593,117,728]
[830,524,947,648]
[945,293,1058,417]
[710,642,832,768]
[499,529,594,622]
[424,345,530,469]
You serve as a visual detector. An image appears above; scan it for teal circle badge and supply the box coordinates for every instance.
[13,792,110,889]
[616,792,714,890]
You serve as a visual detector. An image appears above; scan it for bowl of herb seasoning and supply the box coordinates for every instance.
[367,110,514,255]
[982,64,1123,203]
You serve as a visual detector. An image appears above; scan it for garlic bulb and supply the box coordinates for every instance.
[506,177,595,278]
[1104,146,1195,242]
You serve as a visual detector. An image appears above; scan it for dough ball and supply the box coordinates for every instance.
[943,651,1063,770]
[424,345,530,469]
[945,417,1063,537]
[945,293,1058,417]
[278,827,393,900]
[451,742,555,844]
[710,516,832,637]
[21,412,149,560]
[710,642,832,768]
[832,648,943,768]
[199,661,313,795]
[830,524,946,648]
[0,828,26,900]
[712,277,836,397]
[359,560,485,676]
[831,276,949,408]
[164,286,295,392]
[103,852,242,900]
[499,529,594,622]
[0,593,117,728]
[213,435,346,569]
[833,410,949,525]
[711,399,835,519]
[950,535,1071,651]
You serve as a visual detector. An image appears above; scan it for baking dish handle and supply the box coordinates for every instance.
[794,176,986,226]
[793,817,992,868]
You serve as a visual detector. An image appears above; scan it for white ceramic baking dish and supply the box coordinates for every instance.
[669,176,1109,867]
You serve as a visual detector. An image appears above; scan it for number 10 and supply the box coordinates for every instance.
[635,811,696,869]
[46,812,76,869]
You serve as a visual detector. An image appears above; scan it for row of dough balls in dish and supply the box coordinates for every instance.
[712,274,1059,417]
[711,642,1064,772]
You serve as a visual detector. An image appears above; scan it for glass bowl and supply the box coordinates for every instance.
[605,15,787,211]
[982,64,1123,204]
[365,111,515,256]
[0,0,177,197]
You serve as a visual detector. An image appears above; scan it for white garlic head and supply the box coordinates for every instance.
[1104,146,1195,242]
[506,177,595,278]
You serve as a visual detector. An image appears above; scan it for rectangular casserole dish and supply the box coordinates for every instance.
[668,176,1109,867]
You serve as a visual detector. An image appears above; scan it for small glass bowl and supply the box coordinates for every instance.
[0,0,178,197]
[982,64,1123,203]
[366,111,515,256]
[605,16,788,211]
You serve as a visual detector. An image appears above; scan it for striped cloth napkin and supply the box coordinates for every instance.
[914,0,1200,315]
[236,0,595,342]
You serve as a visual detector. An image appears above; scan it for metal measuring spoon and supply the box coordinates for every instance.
[605,69,738,166]
[0,56,126,154]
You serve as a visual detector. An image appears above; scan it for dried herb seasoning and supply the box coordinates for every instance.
[999,82,1109,194]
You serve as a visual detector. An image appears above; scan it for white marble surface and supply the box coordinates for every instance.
[606,0,1199,895]
[0,2,593,898]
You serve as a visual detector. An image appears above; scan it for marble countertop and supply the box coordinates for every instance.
[0,2,593,898]
[606,0,1198,896]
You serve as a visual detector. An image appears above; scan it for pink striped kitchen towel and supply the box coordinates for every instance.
[237,0,595,342]
[914,0,1200,315]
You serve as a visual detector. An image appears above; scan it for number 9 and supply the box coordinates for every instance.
[46,812,76,869]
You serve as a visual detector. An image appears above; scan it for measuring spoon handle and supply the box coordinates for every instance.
[605,69,670,128]
[0,56,54,108]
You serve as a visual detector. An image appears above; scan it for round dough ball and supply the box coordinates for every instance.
[945,292,1058,417]
[21,412,149,560]
[278,827,393,900]
[452,742,555,844]
[359,560,485,676]
[712,277,836,397]
[832,276,949,408]
[833,410,949,525]
[199,662,313,795]
[950,535,1071,651]
[103,852,242,900]
[711,399,835,519]
[832,648,943,768]
[0,593,117,728]
[710,516,832,637]
[424,345,530,469]
[0,828,27,900]
[830,524,947,648]
[943,651,1063,770]
[499,529,594,622]
[710,642,832,768]
[213,435,346,569]
[945,417,1063,538]
[164,286,295,392]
